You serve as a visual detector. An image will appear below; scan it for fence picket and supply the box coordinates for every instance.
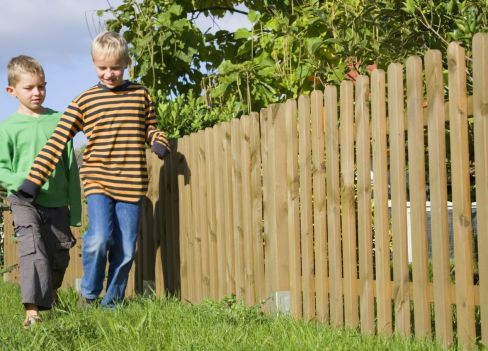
[473,32,488,346]
[211,126,225,299]
[298,95,316,319]
[407,56,431,337]
[356,75,374,334]
[387,63,410,337]
[325,85,343,327]
[186,134,196,303]
[285,99,302,318]
[240,115,256,305]
[371,69,392,334]
[311,90,328,322]
[447,43,476,348]
[250,112,266,302]
[340,81,359,328]
[179,136,191,302]
[424,49,454,347]
[204,128,218,300]
[231,119,245,299]
[221,122,236,296]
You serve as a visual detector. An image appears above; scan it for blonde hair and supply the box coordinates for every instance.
[91,31,131,66]
[7,55,45,86]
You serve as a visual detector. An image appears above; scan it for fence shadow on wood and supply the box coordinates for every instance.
[136,140,190,297]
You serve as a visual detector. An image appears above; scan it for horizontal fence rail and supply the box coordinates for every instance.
[3,33,488,349]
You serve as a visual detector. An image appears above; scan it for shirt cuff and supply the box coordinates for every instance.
[17,179,41,202]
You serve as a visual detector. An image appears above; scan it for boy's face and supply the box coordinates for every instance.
[6,73,46,115]
[93,54,126,89]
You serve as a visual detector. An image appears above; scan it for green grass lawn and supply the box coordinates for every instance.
[0,281,445,351]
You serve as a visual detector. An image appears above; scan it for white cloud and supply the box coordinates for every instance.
[0,0,118,66]
[0,0,251,129]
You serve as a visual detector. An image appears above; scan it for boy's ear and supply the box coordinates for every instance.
[5,86,16,97]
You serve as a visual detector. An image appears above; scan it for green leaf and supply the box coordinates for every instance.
[167,4,183,16]
[248,10,261,23]
[403,0,416,14]
[305,37,322,55]
[234,28,251,40]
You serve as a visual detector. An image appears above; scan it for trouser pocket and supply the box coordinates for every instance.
[49,207,77,249]
[14,225,36,257]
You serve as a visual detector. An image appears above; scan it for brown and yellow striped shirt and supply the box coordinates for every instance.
[27,81,168,202]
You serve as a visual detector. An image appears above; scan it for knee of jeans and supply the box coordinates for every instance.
[83,232,109,254]
[119,249,136,266]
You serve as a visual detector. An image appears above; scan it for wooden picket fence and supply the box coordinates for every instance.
[3,33,488,348]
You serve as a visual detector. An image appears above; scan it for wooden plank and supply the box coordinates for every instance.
[212,125,226,300]
[164,148,176,293]
[189,132,203,302]
[371,69,392,334]
[184,135,197,303]
[425,49,455,347]
[263,106,278,299]
[250,112,266,303]
[387,62,411,336]
[197,131,210,299]
[147,151,163,296]
[406,56,431,337]
[260,107,272,299]
[240,115,256,305]
[269,104,290,293]
[178,136,191,302]
[325,85,343,327]
[221,122,236,296]
[205,128,218,300]
[285,99,302,318]
[231,118,245,299]
[298,95,316,319]
[340,80,359,328]
[473,32,488,346]
[311,90,328,322]
[355,75,374,334]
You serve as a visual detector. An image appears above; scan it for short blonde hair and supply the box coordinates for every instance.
[91,31,131,66]
[7,55,45,86]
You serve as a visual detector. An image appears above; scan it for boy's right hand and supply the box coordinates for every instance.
[16,179,40,203]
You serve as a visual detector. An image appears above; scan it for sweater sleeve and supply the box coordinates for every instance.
[143,89,170,158]
[0,129,25,194]
[20,101,84,198]
[65,140,82,227]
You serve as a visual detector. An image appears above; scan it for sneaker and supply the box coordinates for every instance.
[23,315,41,329]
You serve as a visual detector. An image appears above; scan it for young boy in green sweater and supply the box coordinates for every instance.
[0,55,81,328]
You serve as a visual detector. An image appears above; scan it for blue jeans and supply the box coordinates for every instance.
[80,194,141,306]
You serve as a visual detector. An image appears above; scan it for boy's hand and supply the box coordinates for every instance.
[16,179,40,203]
[151,142,170,160]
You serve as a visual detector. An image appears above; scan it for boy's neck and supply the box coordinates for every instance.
[17,105,46,117]
[98,80,130,91]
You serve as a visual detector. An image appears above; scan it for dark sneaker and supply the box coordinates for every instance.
[77,296,96,308]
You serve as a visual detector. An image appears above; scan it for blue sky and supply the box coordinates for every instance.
[0,0,250,147]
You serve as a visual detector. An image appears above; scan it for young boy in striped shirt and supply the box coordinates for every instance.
[17,31,170,308]
[0,55,81,328]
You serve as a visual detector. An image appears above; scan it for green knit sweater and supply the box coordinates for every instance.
[0,109,81,226]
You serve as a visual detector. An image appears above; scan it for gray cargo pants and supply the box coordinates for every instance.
[9,194,76,310]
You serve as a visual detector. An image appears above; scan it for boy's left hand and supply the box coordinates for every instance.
[151,142,170,159]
